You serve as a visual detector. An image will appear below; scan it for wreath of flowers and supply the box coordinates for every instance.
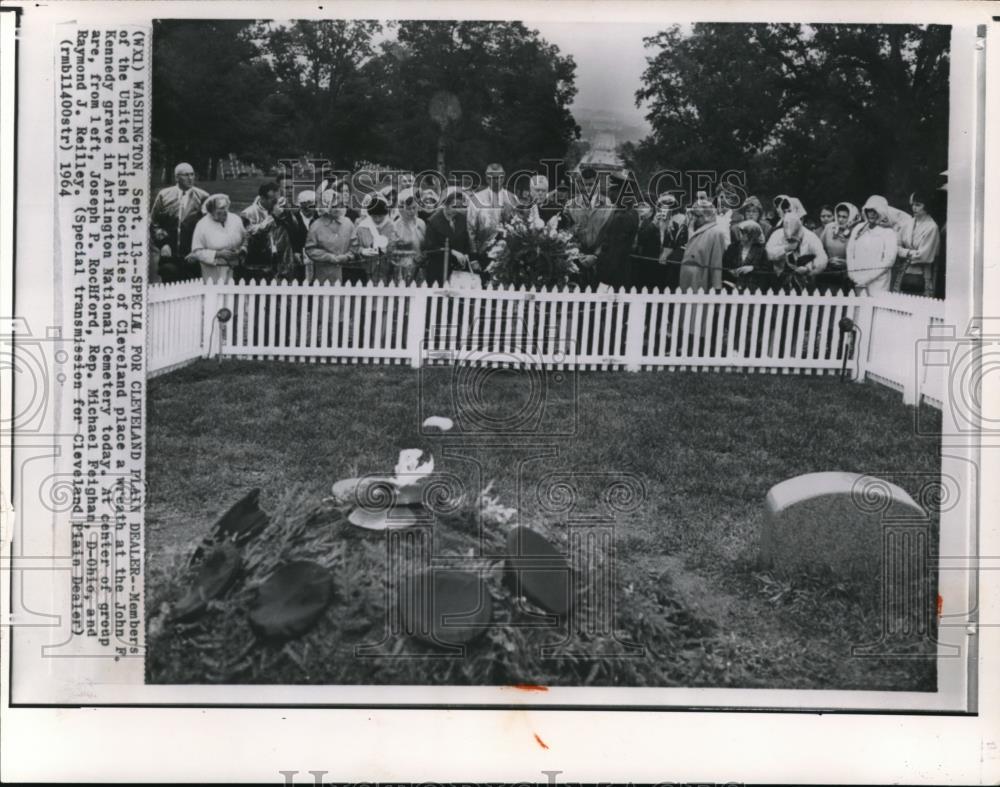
[483,211,581,290]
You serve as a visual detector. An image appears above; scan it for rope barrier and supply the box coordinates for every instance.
[626,250,891,275]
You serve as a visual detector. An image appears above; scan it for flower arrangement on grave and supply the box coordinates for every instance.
[483,212,582,290]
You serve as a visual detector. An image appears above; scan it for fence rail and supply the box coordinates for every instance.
[146,280,947,409]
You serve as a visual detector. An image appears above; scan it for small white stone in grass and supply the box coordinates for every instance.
[422,416,454,432]
[348,505,423,531]
[394,448,434,488]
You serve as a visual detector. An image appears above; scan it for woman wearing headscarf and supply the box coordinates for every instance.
[765,212,828,293]
[772,194,807,222]
[722,220,770,291]
[739,196,773,240]
[893,190,941,297]
[760,212,828,358]
[847,195,899,295]
[187,194,246,283]
[355,193,398,284]
[821,202,859,265]
[818,202,859,293]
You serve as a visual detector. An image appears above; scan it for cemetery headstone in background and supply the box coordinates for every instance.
[760,472,927,584]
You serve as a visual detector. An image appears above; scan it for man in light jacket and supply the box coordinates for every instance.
[765,212,828,292]
[467,162,517,255]
[847,195,899,295]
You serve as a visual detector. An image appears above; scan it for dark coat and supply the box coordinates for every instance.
[287,210,318,254]
[596,207,639,290]
[424,208,473,286]
[632,217,683,291]
[722,242,771,290]
[177,210,202,259]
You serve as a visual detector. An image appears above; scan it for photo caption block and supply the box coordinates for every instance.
[55,26,148,661]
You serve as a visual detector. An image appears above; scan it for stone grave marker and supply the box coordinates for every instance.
[760,471,926,582]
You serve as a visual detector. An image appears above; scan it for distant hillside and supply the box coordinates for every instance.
[573,106,648,146]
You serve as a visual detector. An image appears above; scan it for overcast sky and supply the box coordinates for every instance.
[373,21,667,134]
[530,21,668,133]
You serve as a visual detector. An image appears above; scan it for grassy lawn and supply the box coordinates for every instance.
[146,361,942,690]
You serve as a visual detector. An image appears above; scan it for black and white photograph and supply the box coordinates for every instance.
[2,1,998,783]
[144,17,956,693]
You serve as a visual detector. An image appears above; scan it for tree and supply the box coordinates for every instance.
[257,20,386,167]
[153,20,581,183]
[152,20,289,173]
[634,23,949,213]
[374,21,580,175]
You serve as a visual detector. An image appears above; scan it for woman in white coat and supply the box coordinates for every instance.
[187,194,246,283]
[846,195,899,295]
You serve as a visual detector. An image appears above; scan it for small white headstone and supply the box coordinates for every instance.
[760,472,926,581]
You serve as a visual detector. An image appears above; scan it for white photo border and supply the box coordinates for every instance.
[2,1,999,782]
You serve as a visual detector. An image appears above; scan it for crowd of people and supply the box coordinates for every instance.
[149,161,943,298]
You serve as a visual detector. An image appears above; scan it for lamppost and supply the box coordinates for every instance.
[213,307,233,365]
[428,91,461,176]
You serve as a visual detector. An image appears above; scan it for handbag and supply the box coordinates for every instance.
[899,272,926,294]
[448,270,482,289]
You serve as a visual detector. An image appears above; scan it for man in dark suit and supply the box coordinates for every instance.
[423,189,476,286]
[595,174,640,290]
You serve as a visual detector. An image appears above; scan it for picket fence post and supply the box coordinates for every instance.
[852,296,875,384]
[201,283,221,359]
[407,286,428,368]
[902,297,932,407]
[623,289,645,371]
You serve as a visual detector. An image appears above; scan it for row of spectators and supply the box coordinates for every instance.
[149,163,942,297]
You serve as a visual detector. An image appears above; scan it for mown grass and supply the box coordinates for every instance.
[146,361,942,690]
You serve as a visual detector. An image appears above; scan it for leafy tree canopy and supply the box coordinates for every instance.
[152,19,580,178]
[625,23,949,214]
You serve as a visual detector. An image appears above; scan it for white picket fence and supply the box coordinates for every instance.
[146,280,946,408]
